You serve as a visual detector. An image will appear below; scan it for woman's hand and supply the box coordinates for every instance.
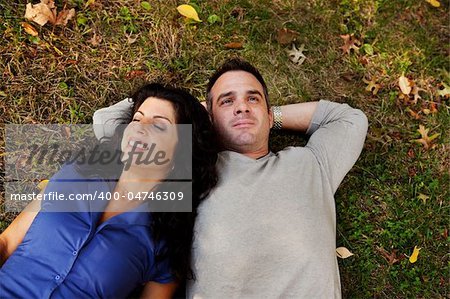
[0,194,42,267]
[140,281,178,299]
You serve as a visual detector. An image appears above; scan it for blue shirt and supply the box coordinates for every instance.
[0,164,173,298]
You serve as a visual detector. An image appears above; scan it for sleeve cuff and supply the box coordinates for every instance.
[305,100,330,136]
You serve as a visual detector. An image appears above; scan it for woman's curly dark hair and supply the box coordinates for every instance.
[129,83,218,282]
[77,83,218,284]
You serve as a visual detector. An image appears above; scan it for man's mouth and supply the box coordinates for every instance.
[232,119,255,128]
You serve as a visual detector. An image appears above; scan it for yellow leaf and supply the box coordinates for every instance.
[418,193,429,204]
[437,82,450,98]
[85,0,95,9]
[409,246,421,263]
[21,22,39,36]
[426,0,441,7]
[399,75,412,95]
[336,247,354,259]
[177,4,201,22]
[37,179,49,191]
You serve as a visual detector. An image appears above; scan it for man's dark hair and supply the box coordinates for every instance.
[206,58,270,112]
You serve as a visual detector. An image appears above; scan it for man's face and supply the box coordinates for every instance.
[210,71,273,154]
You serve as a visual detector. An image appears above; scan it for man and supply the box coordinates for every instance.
[94,58,368,298]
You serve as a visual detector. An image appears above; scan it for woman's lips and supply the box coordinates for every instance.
[126,138,149,152]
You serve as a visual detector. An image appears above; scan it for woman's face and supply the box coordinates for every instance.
[121,97,179,173]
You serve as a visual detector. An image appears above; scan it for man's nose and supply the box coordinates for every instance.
[234,100,250,115]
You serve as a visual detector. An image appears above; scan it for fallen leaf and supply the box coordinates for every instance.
[21,22,39,36]
[399,75,412,95]
[336,247,354,259]
[55,8,75,26]
[224,42,244,49]
[231,6,245,21]
[207,14,220,24]
[25,1,75,27]
[437,82,450,98]
[406,107,421,120]
[125,70,146,80]
[276,28,299,45]
[414,125,440,150]
[418,193,429,204]
[125,33,139,44]
[376,246,401,265]
[85,0,95,9]
[408,166,417,177]
[37,179,49,191]
[89,33,102,46]
[141,1,152,11]
[411,85,423,104]
[62,126,71,138]
[409,246,421,263]
[361,43,374,55]
[429,102,438,113]
[363,76,381,95]
[15,154,29,169]
[426,0,441,7]
[177,4,201,22]
[340,34,360,55]
[25,0,56,26]
[286,44,307,65]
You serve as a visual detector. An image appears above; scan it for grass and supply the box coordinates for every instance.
[1,0,449,297]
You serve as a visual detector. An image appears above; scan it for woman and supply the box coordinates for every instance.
[0,83,218,298]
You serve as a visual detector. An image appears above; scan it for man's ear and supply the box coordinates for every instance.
[269,107,274,128]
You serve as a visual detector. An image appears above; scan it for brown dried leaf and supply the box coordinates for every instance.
[224,42,244,49]
[55,8,75,26]
[231,7,245,21]
[21,22,39,36]
[125,70,146,80]
[406,107,421,120]
[336,247,354,259]
[25,0,56,26]
[340,34,360,55]
[363,76,381,95]
[62,126,71,138]
[89,33,102,46]
[276,28,299,45]
[376,247,401,265]
[399,75,412,95]
[414,125,440,150]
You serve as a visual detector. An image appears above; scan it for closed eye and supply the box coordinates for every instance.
[153,123,167,131]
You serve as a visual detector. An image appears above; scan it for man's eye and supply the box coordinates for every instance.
[221,98,232,105]
[132,118,140,122]
[249,96,258,102]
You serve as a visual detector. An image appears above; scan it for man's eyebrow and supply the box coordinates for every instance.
[135,111,173,124]
[247,90,263,97]
[216,91,234,103]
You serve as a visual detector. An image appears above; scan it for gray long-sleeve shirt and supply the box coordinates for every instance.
[188,100,368,298]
